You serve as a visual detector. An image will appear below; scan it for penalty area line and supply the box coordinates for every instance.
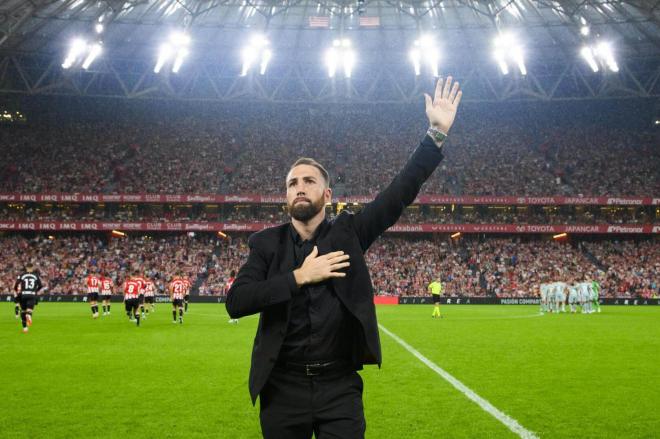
[378,324,539,439]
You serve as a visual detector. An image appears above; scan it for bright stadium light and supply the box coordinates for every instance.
[409,35,440,77]
[595,42,619,72]
[81,42,102,70]
[493,32,526,76]
[154,31,191,74]
[580,42,618,73]
[62,38,89,69]
[62,38,102,70]
[172,47,189,74]
[326,46,338,78]
[494,48,509,75]
[325,39,355,78]
[241,34,272,76]
[259,49,272,75]
[580,46,599,72]
[95,23,104,34]
[410,48,421,76]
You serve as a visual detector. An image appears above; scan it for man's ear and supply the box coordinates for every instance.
[324,187,333,203]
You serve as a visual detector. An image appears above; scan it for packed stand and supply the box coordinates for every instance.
[0,101,657,197]
[0,234,217,295]
[2,203,657,225]
[583,240,659,298]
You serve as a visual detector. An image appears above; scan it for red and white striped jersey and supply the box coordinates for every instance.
[169,279,186,300]
[144,281,156,297]
[182,278,191,294]
[123,280,140,299]
[86,275,101,293]
[133,276,147,295]
[100,277,114,295]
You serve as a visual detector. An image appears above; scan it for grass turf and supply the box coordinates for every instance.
[1,303,659,438]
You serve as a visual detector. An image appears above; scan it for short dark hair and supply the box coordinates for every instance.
[289,158,330,188]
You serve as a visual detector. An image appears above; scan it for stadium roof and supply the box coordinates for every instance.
[0,1,658,103]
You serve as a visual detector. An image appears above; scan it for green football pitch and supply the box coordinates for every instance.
[2,303,659,438]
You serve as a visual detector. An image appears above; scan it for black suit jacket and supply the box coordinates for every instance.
[226,135,444,404]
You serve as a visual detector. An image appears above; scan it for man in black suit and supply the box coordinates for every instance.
[226,77,463,438]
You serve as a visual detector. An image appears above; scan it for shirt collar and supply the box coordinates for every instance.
[290,218,328,246]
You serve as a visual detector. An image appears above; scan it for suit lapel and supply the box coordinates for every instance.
[276,224,296,274]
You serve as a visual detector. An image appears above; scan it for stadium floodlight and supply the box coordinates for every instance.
[580,42,618,73]
[409,35,440,77]
[580,46,599,72]
[62,38,89,69]
[595,42,619,72]
[95,23,104,34]
[154,31,191,74]
[494,48,509,75]
[259,49,272,75]
[241,34,272,76]
[492,32,526,76]
[81,42,102,70]
[62,38,103,70]
[325,39,355,78]
[410,48,421,76]
[172,47,189,74]
[326,46,338,78]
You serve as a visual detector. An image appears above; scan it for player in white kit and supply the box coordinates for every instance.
[567,281,579,313]
[554,282,567,313]
[539,283,549,314]
[579,281,592,314]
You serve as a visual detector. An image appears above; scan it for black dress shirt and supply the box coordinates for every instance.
[278,219,354,362]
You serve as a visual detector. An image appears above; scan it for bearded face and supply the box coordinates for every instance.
[287,194,325,222]
[286,164,330,223]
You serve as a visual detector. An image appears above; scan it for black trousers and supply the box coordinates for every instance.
[259,367,366,439]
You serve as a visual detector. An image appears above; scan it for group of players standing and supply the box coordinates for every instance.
[539,280,601,314]
[84,268,192,326]
[11,265,193,333]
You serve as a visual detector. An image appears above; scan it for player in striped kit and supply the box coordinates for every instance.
[169,272,186,324]
[85,268,102,319]
[123,272,142,327]
[132,271,148,319]
[143,279,156,316]
[99,271,114,316]
[14,263,43,333]
[182,273,192,313]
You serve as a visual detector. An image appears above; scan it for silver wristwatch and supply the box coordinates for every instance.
[427,127,447,145]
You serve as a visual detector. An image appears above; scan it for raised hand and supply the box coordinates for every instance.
[424,76,463,134]
[293,246,350,287]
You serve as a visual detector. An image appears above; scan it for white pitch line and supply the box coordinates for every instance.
[379,324,539,439]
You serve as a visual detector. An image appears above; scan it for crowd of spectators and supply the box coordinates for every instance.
[1,203,657,225]
[583,240,659,299]
[1,232,657,299]
[1,102,657,197]
[366,236,601,298]
[0,234,216,296]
